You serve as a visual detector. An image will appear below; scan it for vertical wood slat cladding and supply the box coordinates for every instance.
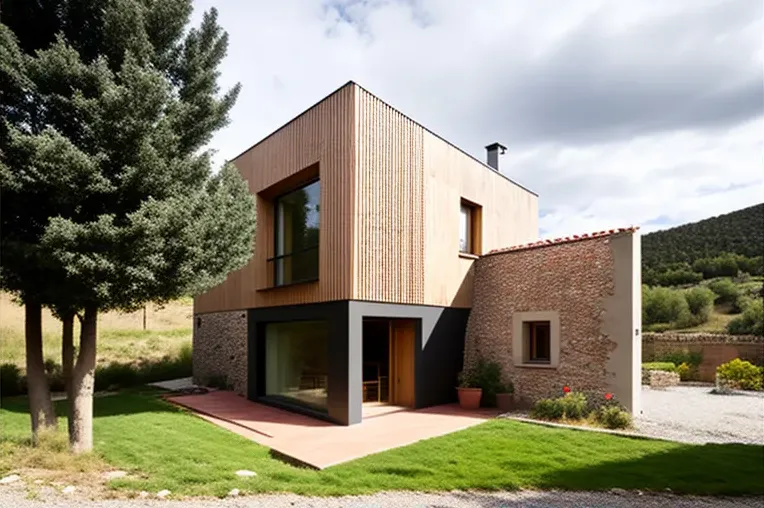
[196,81,539,314]
[194,85,356,314]
[353,89,425,304]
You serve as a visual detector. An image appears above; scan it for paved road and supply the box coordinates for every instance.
[636,386,764,445]
[2,486,763,508]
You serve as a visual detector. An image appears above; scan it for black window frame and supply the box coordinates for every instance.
[268,178,320,287]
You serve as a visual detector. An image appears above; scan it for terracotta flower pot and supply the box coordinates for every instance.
[496,392,515,412]
[457,387,482,410]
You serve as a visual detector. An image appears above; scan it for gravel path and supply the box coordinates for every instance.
[1,485,762,508]
[635,386,764,445]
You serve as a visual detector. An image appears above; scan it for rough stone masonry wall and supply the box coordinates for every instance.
[192,310,248,396]
[464,236,618,405]
[643,332,764,382]
[642,370,681,388]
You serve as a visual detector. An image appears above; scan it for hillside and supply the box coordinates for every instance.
[642,203,764,270]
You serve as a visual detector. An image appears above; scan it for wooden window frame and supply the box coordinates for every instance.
[527,321,551,364]
[459,198,482,256]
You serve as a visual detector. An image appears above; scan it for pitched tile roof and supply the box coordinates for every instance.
[485,226,640,257]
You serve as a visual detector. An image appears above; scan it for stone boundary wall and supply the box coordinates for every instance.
[643,333,764,382]
[192,310,248,396]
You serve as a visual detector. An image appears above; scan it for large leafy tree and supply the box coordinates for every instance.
[0,0,256,451]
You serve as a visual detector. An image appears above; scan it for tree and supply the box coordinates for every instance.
[1,1,256,451]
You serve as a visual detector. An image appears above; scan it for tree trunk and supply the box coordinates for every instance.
[61,313,75,443]
[69,305,97,453]
[25,301,57,441]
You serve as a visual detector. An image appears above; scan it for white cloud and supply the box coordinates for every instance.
[192,0,763,239]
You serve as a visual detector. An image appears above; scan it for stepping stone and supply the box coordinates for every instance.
[62,486,76,494]
[0,475,20,484]
[104,471,127,480]
[157,489,171,499]
[235,470,257,477]
[228,488,240,497]
[139,491,149,498]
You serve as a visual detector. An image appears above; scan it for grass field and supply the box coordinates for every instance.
[1,391,763,498]
[0,293,193,370]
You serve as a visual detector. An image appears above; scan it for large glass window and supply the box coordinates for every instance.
[265,321,329,411]
[273,180,320,286]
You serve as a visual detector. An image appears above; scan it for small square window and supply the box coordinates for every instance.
[459,199,482,255]
[525,321,551,364]
[513,311,559,368]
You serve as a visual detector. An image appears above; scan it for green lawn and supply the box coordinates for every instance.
[1,391,762,498]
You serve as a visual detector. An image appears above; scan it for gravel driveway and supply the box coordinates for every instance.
[1,485,762,508]
[636,385,764,445]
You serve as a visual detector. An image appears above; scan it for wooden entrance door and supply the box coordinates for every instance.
[389,320,416,407]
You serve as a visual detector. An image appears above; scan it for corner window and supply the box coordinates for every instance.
[272,180,320,286]
[526,321,551,364]
[459,199,481,255]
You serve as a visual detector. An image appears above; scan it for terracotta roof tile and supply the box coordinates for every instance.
[485,226,639,257]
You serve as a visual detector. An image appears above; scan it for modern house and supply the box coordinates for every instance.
[193,81,641,425]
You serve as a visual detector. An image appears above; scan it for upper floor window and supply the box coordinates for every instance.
[272,179,320,286]
[459,199,481,255]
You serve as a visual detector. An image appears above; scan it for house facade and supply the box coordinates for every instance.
[193,81,641,424]
[193,81,538,424]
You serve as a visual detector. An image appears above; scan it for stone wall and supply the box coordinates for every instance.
[643,333,764,382]
[192,310,248,396]
[642,369,680,388]
[464,231,640,411]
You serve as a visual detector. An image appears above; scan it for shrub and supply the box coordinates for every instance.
[655,268,702,287]
[2,343,194,396]
[726,298,763,336]
[641,362,676,372]
[596,406,633,429]
[684,286,715,324]
[676,362,691,381]
[642,286,693,328]
[531,398,565,420]
[716,358,763,391]
[643,323,673,333]
[657,350,703,368]
[457,368,479,389]
[0,363,25,398]
[473,358,504,407]
[708,278,740,305]
[531,392,588,420]
[559,392,587,419]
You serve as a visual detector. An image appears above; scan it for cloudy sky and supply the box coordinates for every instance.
[192,0,763,238]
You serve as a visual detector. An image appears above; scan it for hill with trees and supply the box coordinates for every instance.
[642,203,764,269]
[640,203,763,337]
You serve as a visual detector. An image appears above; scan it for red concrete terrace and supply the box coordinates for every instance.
[166,390,498,469]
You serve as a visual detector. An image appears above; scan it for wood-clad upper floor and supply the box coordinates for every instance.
[194,82,538,314]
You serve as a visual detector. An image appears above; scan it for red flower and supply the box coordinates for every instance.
[605,393,613,400]
[563,386,571,394]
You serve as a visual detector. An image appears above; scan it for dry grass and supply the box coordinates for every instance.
[675,305,738,334]
[0,427,106,477]
[0,427,119,500]
[0,293,193,369]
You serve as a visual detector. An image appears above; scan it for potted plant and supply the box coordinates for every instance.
[495,380,515,412]
[457,368,482,409]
